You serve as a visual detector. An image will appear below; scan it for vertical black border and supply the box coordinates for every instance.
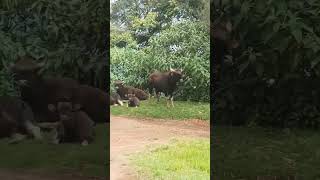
[105,0,111,178]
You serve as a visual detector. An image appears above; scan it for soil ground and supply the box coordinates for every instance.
[0,115,209,180]
[110,115,210,180]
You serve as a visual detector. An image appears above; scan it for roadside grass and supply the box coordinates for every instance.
[0,124,109,177]
[213,126,320,180]
[131,138,210,180]
[110,98,210,120]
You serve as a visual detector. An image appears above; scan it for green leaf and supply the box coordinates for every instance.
[291,29,302,43]
[239,60,250,74]
[311,57,320,69]
[256,62,264,77]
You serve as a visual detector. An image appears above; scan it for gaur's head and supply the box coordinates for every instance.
[9,56,45,86]
[127,93,136,99]
[169,68,184,82]
[114,80,124,89]
[48,102,81,121]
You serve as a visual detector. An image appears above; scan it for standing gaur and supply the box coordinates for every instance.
[0,96,42,143]
[148,68,184,107]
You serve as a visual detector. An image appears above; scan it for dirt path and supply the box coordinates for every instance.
[110,115,210,180]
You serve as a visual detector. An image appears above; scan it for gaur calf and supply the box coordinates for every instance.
[148,68,184,107]
[0,96,42,143]
[47,102,95,146]
[114,81,148,100]
[127,94,140,108]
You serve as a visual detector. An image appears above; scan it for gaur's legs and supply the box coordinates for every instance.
[9,133,27,144]
[170,96,174,107]
[81,140,89,146]
[156,91,161,102]
[117,99,123,106]
[24,120,42,140]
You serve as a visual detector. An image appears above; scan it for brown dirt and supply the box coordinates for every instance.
[110,115,210,180]
[0,116,209,180]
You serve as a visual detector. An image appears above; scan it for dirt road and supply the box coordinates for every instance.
[110,115,210,180]
[0,116,209,180]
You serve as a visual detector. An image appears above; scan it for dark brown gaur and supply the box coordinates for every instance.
[110,92,123,106]
[8,56,79,123]
[148,68,184,107]
[127,94,140,108]
[72,85,108,123]
[47,102,95,146]
[0,96,42,143]
[114,81,148,100]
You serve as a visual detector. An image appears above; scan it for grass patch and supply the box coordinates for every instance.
[131,138,210,180]
[213,126,320,180]
[0,124,109,177]
[111,98,209,120]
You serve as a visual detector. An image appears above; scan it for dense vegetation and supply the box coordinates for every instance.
[111,98,210,120]
[111,0,210,102]
[0,0,108,96]
[213,0,320,128]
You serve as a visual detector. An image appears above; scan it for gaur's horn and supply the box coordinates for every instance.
[170,67,174,72]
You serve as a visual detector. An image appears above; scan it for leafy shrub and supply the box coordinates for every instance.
[0,0,108,94]
[111,21,210,102]
[214,0,320,128]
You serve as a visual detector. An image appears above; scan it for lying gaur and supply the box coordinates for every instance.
[43,102,95,146]
[0,96,42,143]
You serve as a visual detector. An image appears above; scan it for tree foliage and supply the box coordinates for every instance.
[214,0,320,128]
[111,0,206,46]
[0,0,108,96]
[111,20,209,101]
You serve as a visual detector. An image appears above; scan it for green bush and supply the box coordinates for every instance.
[111,21,210,102]
[214,0,320,128]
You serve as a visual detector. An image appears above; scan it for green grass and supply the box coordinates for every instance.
[111,98,210,120]
[0,124,109,177]
[131,138,210,180]
[214,126,320,180]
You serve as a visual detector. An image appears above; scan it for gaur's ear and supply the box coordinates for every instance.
[73,104,82,111]
[48,104,56,112]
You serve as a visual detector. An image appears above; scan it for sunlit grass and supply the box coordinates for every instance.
[131,138,210,180]
[111,98,210,120]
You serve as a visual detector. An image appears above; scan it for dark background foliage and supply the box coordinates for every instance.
[213,0,320,128]
[0,0,108,96]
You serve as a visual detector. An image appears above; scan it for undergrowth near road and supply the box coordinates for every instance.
[111,98,210,120]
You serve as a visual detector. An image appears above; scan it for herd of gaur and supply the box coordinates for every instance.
[0,56,184,146]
